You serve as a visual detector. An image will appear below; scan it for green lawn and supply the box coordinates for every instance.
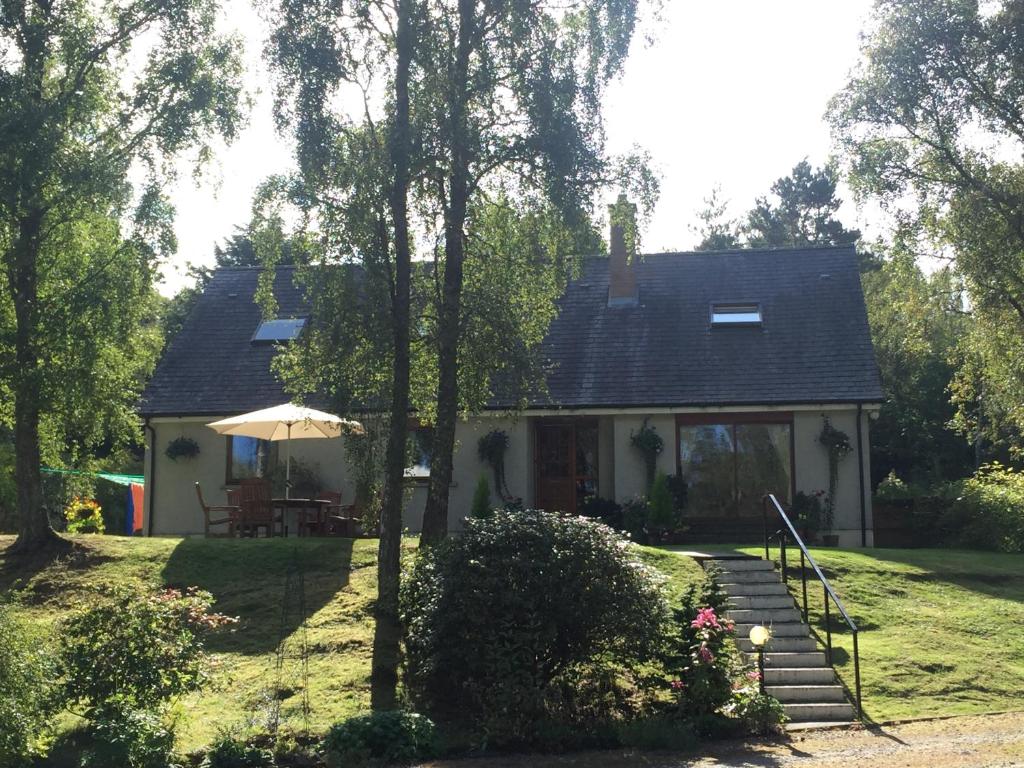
[663,543,1024,723]
[0,534,705,753]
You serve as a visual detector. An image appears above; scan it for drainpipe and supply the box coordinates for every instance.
[144,418,156,537]
[856,404,867,547]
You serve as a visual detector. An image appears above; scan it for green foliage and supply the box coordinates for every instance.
[0,601,58,765]
[470,474,492,520]
[400,510,667,746]
[948,463,1024,552]
[647,471,677,535]
[615,716,699,751]
[0,0,245,546]
[830,0,1024,455]
[630,419,664,491]
[790,491,824,537]
[861,245,975,485]
[166,437,201,461]
[660,582,737,719]
[691,186,741,251]
[60,585,233,717]
[875,471,914,502]
[202,732,274,768]
[81,708,178,768]
[477,429,510,500]
[322,711,437,767]
[819,417,853,531]
[578,496,624,529]
[744,160,860,248]
[65,497,105,534]
[729,687,788,736]
[621,498,650,542]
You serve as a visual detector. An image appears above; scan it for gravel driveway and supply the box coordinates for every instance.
[425,712,1024,768]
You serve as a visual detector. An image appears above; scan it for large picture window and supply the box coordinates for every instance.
[677,414,792,517]
[226,436,272,484]
[405,424,434,480]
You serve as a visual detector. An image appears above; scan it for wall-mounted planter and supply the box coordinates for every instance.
[166,436,201,461]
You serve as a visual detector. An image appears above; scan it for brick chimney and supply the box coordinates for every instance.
[608,220,638,307]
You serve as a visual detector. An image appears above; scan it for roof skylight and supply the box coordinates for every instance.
[711,303,762,326]
[252,318,307,343]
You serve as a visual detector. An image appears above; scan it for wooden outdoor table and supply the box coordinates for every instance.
[271,498,333,536]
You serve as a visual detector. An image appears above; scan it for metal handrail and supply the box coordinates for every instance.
[762,493,863,720]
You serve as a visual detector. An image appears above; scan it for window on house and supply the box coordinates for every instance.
[711,303,762,326]
[677,415,791,516]
[252,317,307,343]
[405,425,434,480]
[226,436,272,484]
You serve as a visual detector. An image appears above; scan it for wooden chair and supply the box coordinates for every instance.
[195,482,240,538]
[237,477,283,537]
[317,490,359,537]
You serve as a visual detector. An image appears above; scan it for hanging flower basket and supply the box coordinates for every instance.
[166,436,201,461]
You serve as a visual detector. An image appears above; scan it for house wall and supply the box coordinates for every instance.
[144,406,873,546]
[143,414,529,536]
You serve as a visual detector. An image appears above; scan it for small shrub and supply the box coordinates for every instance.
[0,601,58,766]
[790,491,824,539]
[401,510,667,747]
[621,497,649,541]
[65,496,105,534]
[875,470,913,502]
[729,684,788,736]
[469,473,492,519]
[665,473,688,514]
[647,471,677,536]
[81,708,177,768]
[203,731,274,767]
[948,462,1024,552]
[61,585,235,716]
[322,711,437,767]
[578,495,623,529]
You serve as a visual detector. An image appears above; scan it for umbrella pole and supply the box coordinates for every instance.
[285,423,292,500]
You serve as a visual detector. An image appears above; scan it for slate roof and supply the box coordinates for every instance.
[139,245,882,417]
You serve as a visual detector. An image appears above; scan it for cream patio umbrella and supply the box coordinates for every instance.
[207,403,364,498]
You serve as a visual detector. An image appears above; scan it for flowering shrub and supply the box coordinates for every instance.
[662,600,737,718]
[65,497,104,534]
[61,585,236,715]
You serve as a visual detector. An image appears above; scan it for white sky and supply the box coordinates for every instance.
[160,0,878,295]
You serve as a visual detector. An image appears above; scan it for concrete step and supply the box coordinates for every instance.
[727,608,803,624]
[736,636,817,653]
[763,667,837,685]
[707,558,775,572]
[713,570,781,584]
[783,702,856,722]
[721,581,789,596]
[734,622,810,638]
[748,650,828,668]
[728,595,796,610]
[767,684,848,703]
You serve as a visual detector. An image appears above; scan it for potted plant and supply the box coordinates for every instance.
[790,491,824,543]
[165,436,200,461]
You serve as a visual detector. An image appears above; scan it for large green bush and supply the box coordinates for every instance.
[61,585,235,765]
[0,601,58,766]
[948,463,1024,552]
[401,509,668,747]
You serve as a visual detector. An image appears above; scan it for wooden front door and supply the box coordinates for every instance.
[534,420,599,514]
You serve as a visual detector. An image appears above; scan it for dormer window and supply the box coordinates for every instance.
[711,303,761,326]
[252,317,306,343]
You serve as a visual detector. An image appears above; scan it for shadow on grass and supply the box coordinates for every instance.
[0,535,110,598]
[161,537,355,655]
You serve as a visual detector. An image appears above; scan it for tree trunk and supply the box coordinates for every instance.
[371,0,413,711]
[11,211,58,552]
[420,0,474,547]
